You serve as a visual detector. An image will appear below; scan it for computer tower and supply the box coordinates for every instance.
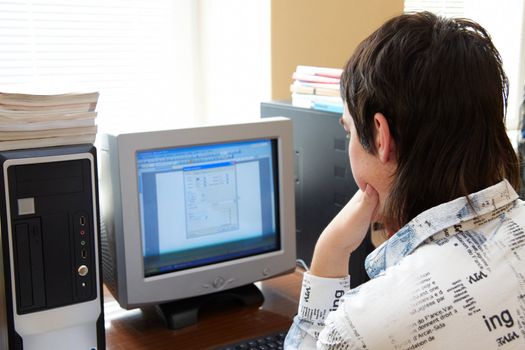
[0,145,105,350]
[261,101,374,287]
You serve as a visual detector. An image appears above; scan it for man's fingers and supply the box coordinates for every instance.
[362,184,379,210]
[352,184,379,220]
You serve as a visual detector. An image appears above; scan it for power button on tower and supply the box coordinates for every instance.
[78,265,89,277]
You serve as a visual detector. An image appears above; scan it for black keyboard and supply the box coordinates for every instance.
[216,330,288,350]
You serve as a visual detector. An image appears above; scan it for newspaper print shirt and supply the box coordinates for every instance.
[285,179,525,349]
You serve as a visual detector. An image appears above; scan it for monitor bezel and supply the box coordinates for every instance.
[113,117,295,307]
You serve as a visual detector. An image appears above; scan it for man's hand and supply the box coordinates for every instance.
[310,184,379,278]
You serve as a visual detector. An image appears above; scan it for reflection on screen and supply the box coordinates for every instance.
[136,139,280,277]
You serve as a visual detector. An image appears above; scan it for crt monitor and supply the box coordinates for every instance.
[97,117,295,327]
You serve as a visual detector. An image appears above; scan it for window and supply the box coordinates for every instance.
[405,0,464,17]
[404,0,525,135]
[0,0,271,133]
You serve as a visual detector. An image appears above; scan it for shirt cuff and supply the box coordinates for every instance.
[297,272,351,324]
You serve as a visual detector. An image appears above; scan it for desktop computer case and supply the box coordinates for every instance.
[261,102,375,288]
[0,145,105,350]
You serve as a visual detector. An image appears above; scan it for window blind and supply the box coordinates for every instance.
[404,0,465,17]
[403,0,525,133]
[0,0,197,132]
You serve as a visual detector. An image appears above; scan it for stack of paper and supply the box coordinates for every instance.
[290,66,344,113]
[0,92,99,151]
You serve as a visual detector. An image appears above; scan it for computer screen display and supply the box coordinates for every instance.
[135,139,280,277]
[98,117,295,311]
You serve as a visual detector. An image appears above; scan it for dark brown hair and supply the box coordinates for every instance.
[341,12,520,231]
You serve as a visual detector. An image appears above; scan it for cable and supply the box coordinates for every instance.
[295,259,310,272]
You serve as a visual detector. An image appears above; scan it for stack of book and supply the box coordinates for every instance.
[0,91,99,151]
[290,65,344,113]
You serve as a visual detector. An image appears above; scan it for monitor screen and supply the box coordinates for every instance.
[135,139,280,276]
[98,117,295,310]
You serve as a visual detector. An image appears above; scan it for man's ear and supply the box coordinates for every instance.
[374,113,395,163]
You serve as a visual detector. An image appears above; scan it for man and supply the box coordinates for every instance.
[285,11,524,349]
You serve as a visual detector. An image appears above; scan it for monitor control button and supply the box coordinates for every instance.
[213,276,225,288]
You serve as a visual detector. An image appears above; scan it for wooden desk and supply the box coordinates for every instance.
[104,269,304,350]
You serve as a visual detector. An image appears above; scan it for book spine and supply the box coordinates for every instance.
[292,72,340,84]
[312,102,343,114]
[295,65,343,78]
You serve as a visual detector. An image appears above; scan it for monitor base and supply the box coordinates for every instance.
[156,283,264,330]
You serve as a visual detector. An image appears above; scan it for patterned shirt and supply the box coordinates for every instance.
[285,180,525,349]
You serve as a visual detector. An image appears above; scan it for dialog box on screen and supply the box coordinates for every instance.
[183,162,239,238]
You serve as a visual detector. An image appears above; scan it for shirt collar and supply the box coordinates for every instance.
[365,179,519,279]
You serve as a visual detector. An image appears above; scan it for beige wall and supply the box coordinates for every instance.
[271,0,403,99]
